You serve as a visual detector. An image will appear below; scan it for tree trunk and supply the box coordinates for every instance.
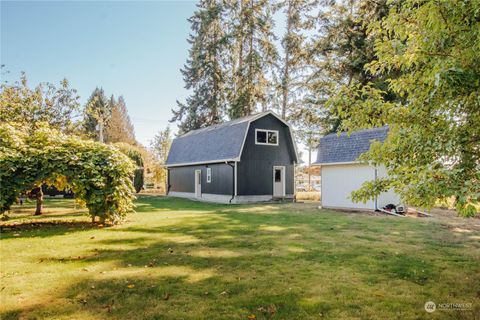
[246,0,254,116]
[282,1,292,120]
[34,187,43,215]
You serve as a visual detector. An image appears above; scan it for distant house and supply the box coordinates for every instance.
[165,111,298,203]
[313,126,400,210]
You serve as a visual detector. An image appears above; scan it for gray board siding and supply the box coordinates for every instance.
[168,163,233,195]
[237,114,295,196]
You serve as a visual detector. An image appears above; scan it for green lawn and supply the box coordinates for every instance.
[1,196,479,319]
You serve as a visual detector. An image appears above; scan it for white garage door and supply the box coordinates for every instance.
[321,164,375,210]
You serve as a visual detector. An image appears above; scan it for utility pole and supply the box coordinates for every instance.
[308,132,312,190]
[98,121,104,143]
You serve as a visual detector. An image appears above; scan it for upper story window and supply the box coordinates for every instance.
[255,129,279,146]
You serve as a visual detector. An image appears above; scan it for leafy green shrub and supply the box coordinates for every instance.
[0,124,136,223]
[133,168,144,193]
[113,142,145,193]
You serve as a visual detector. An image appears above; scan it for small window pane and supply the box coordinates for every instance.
[256,131,267,143]
[275,169,281,182]
[268,131,277,144]
[207,168,212,183]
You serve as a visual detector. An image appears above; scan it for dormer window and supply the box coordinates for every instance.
[255,129,278,146]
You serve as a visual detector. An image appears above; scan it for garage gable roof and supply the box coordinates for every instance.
[314,126,388,165]
[166,111,296,167]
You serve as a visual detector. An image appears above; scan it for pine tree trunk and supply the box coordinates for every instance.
[282,1,292,120]
[236,0,244,111]
[246,0,254,116]
[34,187,43,215]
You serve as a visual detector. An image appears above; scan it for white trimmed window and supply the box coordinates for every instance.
[255,129,279,146]
[206,168,212,183]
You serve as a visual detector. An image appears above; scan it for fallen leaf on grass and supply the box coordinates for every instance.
[163,293,171,300]
[147,260,156,267]
[258,304,277,316]
[267,304,277,316]
[127,284,135,289]
[103,300,114,313]
[247,315,256,319]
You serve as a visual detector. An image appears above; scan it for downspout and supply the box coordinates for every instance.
[293,161,296,202]
[166,168,171,195]
[374,165,378,211]
[226,161,235,203]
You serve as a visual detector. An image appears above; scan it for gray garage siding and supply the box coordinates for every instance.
[169,163,234,195]
[237,114,295,196]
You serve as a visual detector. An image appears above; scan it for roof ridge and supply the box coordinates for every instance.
[314,126,389,165]
[178,111,271,139]
[322,126,389,139]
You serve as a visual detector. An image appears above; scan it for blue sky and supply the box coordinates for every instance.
[1,1,314,163]
[1,0,196,145]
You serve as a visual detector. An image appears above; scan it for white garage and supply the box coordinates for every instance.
[313,127,401,211]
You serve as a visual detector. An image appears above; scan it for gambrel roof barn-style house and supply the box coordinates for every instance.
[313,126,401,211]
[166,111,298,203]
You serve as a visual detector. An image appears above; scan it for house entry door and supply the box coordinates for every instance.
[195,170,202,197]
[273,166,285,197]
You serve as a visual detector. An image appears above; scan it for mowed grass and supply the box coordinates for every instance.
[1,196,479,320]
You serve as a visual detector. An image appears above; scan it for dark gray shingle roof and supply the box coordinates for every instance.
[314,126,388,164]
[166,112,268,166]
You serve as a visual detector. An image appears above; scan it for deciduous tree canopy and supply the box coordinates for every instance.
[0,125,136,223]
[328,0,480,216]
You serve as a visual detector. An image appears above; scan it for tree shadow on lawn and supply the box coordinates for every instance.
[2,197,480,319]
[4,208,480,319]
[0,220,104,239]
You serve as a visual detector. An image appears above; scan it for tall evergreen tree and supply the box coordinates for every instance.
[83,87,111,142]
[105,95,136,144]
[226,0,278,118]
[276,0,314,119]
[305,0,391,133]
[171,0,228,134]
